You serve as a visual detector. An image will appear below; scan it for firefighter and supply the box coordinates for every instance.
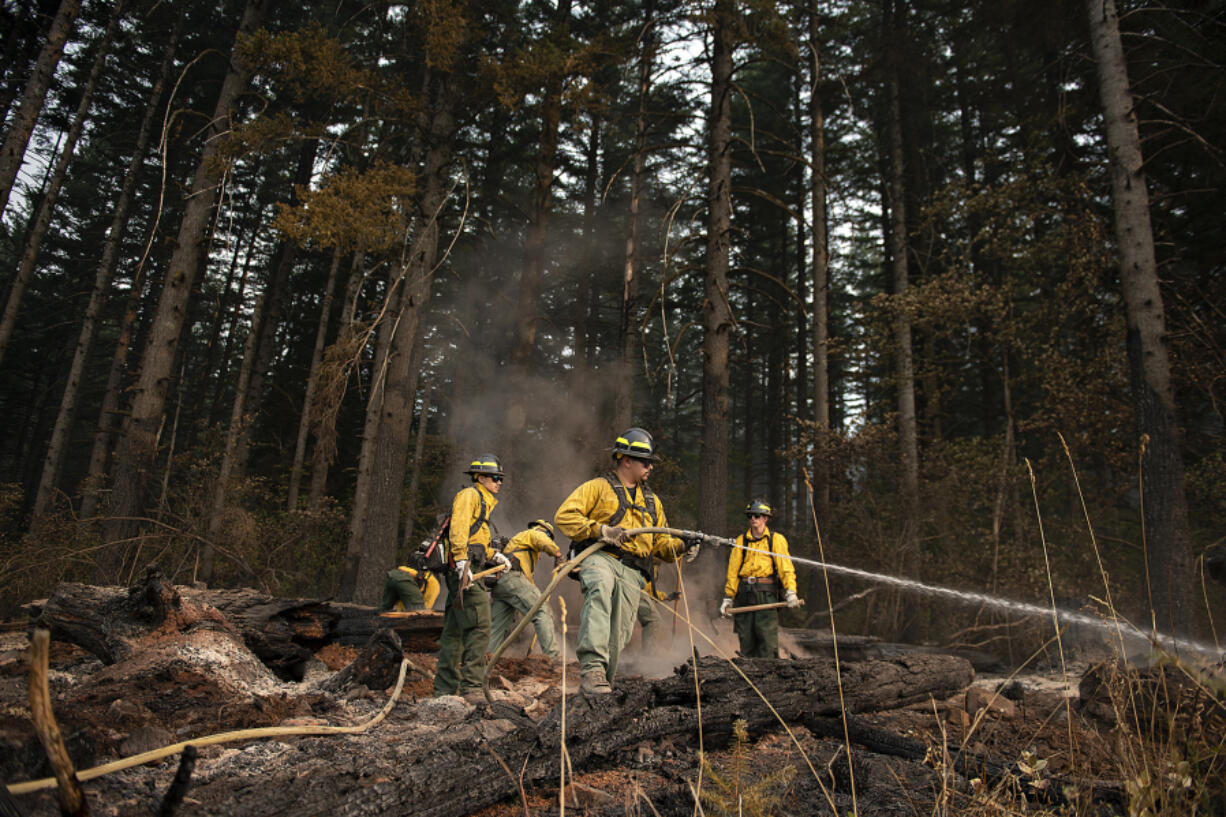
[720,499,800,658]
[489,518,563,660]
[379,564,440,612]
[555,427,699,693]
[433,454,512,700]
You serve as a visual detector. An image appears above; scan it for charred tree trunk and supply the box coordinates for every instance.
[102,0,268,575]
[183,653,974,817]
[1085,0,1193,633]
[341,74,457,604]
[884,0,920,624]
[508,0,571,442]
[613,0,655,434]
[699,0,735,533]
[0,0,121,370]
[401,380,433,549]
[288,248,343,510]
[0,0,80,217]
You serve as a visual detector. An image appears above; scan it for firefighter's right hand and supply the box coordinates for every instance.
[719,598,732,619]
[600,524,628,545]
[454,559,470,581]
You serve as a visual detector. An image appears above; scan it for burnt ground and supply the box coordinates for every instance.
[0,624,1218,817]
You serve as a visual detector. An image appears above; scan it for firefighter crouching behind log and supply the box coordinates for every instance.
[489,518,563,660]
[719,499,801,658]
[555,428,699,693]
[433,454,512,700]
[379,564,440,612]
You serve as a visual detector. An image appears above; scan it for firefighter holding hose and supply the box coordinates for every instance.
[433,454,512,700]
[554,428,699,693]
[720,499,800,658]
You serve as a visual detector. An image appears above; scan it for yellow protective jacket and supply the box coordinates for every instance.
[723,527,797,598]
[448,483,498,563]
[554,475,686,562]
[504,528,561,576]
[394,565,441,607]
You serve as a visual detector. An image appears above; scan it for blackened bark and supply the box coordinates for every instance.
[0,0,80,217]
[699,0,735,533]
[103,0,269,574]
[1085,0,1193,632]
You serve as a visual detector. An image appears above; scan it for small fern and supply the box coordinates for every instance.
[698,719,797,817]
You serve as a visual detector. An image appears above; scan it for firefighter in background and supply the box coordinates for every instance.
[555,428,699,694]
[433,454,512,699]
[489,518,563,660]
[379,564,440,612]
[719,499,800,658]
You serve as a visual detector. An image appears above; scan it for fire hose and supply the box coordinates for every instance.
[480,526,734,704]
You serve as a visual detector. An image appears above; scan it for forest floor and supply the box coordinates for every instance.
[0,622,1218,816]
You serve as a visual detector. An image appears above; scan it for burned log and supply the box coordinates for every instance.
[316,629,404,695]
[25,573,443,681]
[174,653,974,817]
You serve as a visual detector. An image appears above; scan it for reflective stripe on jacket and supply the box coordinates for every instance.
[554,476,685,561]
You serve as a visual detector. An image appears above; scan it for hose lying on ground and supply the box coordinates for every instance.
[8,655,415,797]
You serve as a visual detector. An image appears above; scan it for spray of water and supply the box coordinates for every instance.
[729,540,1224,662]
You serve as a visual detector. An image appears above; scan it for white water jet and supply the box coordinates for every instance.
[730,541,1223,662]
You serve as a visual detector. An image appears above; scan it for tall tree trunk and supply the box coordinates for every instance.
[230,138,320,477]
[885,0,920,604]
[32,0,145,517]
[308,250,365,510]
[288,248,343,510]
[102,0,268,573]
[200,293,265,580]
[508,0,572,438]
[401,379,433,551]
[699,0,735,533]
[0,0,80,218]
[808,0,830,518]
[1085,0,1193,632]
[340,75,457,604]
[0,0,118,367]
[613,0,655,433]
[574,112,600,371]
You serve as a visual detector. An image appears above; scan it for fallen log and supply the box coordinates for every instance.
[24,573,443,680]
[164,653,975,817]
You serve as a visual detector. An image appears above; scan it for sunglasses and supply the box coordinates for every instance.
[487,475,504,483]
[630,458,654,467]
[749,513,768,519]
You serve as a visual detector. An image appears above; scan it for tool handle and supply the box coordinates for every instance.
[727,599,804,614]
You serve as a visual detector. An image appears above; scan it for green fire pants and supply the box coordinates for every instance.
[490,570,560,659]
[576,551,644,681]
[433,571,490,696]
[733,586,780,658]
[636,590,663,654]
[380,569,425,612]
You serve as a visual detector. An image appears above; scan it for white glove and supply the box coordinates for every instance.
[684,540,700,563]
[492,551,511,570]
[454,559,470,581]
[600,524,628,545]
[785,590,800,608]
[719,598,733,618]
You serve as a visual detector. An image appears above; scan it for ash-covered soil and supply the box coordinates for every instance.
[0,624,1203,817]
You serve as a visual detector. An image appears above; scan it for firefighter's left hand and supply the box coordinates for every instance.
[492,551,511,570]
[784,590,800,608]
[682,536,701,563]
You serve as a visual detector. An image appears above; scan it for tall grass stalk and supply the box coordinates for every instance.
[803,467,858,817]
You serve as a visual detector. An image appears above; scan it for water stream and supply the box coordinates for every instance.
[730,540,1223,662]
